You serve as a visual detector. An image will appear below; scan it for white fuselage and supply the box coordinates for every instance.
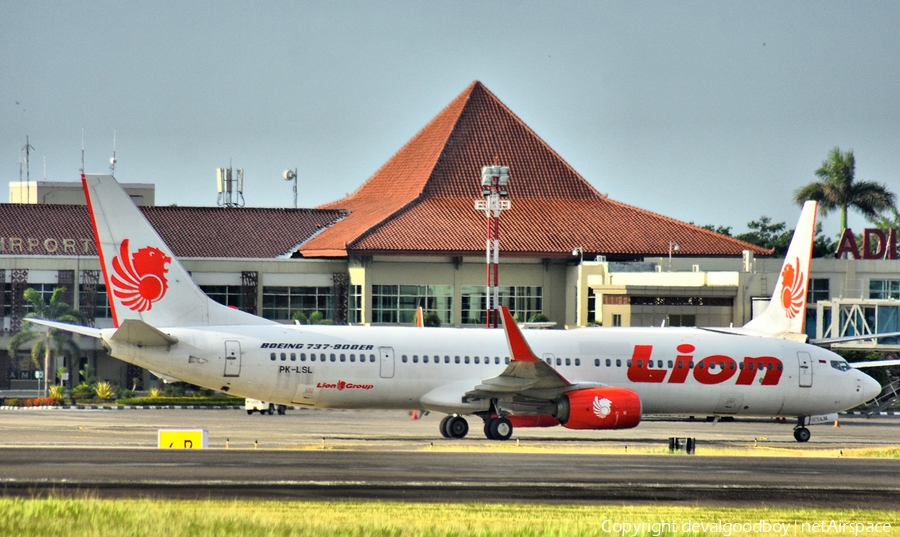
[104,324,879,418]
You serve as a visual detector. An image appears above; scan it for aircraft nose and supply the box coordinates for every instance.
[860,373,882,402]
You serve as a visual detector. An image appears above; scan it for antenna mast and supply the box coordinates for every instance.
[21,136,34,202]
[109,129,117,175]
[80,128,85,174]
[216,163,245,207]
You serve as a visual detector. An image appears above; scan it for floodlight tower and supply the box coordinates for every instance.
[474,165,510,328]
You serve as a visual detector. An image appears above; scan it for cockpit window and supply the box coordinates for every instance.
[830,360,851,372]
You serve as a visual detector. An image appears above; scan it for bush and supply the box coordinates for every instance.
[72,382,94,400]
[22,397,62,407]
[94,382,116,400]
[49,385,67,399]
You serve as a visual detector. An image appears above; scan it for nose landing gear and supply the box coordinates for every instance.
[793,416,811,442]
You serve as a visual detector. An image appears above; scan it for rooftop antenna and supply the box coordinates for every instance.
[216,160,245,207]
[109,129,117,176]
[21,136,34,202]
[80,128,85,174]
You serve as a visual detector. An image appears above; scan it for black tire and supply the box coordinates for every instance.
[266,404,275,415]
[489,417,513,441]
[439,415,452,438]
[446,416,469,439]
[483,419,494,439]
[247,410,254,415]
[793,427,811,442]
[277,405,286,415]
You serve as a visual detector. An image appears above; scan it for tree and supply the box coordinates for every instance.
[7,287,86,396]
[867,207,900,231]
[794,147,896,232]
[735,216,792,256]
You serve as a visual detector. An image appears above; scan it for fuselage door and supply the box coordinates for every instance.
[224,340,241,377]
[797,351,812,388]
[379,346,395,379]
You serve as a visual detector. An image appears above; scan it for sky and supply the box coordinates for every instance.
[2,1,899,237]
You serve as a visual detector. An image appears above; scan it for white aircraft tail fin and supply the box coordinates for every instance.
[82,174,274,328]
[741,200,817,339]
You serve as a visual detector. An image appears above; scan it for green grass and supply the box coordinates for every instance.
[1,499,897,536]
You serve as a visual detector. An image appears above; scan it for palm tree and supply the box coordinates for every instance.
[794,147,896,232]
[7,287,86,396]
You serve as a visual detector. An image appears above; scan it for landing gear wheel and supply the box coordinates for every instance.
[483,419,494,439]
[446,416,469,439]
[439,415,452,438]
[793,427,811,443]
[489,417,513,441]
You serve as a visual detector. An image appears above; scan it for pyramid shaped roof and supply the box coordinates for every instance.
[299,81,768,259]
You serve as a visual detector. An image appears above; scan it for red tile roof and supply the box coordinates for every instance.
[0,204,345,258]
[300,81,768,258]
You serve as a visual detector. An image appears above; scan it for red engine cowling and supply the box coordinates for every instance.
[556,387,642,430]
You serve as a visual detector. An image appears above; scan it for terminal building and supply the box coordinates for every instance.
[2,81,898,392]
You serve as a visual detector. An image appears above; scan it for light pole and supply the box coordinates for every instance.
[283,169,298,208]
[572,246,584,263]
[668,241,679,271]
[474,165,510,328]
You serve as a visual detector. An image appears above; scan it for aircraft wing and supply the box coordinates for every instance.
[464,307,577,402]
[850,359,900,369]
[809,331,900,346]
[25,318,103,339]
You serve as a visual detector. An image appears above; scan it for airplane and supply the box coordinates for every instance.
[30,174,895,443]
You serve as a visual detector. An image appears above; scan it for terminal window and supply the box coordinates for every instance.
[461,285,542,325]
[808,278,830,303]
[371,284,452,324]
[262,286,334,321]
[869,279,900,300]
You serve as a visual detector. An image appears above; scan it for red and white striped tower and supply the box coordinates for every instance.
[474,165,510,328]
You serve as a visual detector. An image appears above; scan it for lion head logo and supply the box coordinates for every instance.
[110,239,172,312]
[593,396,612,419]
[779,257,806,319]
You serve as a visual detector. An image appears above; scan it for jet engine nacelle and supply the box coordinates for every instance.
[555,387,642,430]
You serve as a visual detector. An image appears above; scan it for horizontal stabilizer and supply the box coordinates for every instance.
[111,319,178,347]
[25,318,102,339]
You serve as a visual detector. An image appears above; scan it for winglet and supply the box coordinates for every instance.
[742,200,817,340]
[499,306,539,362]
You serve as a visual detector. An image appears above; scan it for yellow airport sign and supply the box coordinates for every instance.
[158,428,208,449]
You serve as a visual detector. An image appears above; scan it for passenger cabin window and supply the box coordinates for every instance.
[291,353,296,362]
[402,355,408,363]
[281,353,287,361]
[575,358,581,366]
[270,353,276,361]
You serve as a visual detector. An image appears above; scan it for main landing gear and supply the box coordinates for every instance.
[483,416,513,441]
[793,416,811,443]
[439,415,469,439]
